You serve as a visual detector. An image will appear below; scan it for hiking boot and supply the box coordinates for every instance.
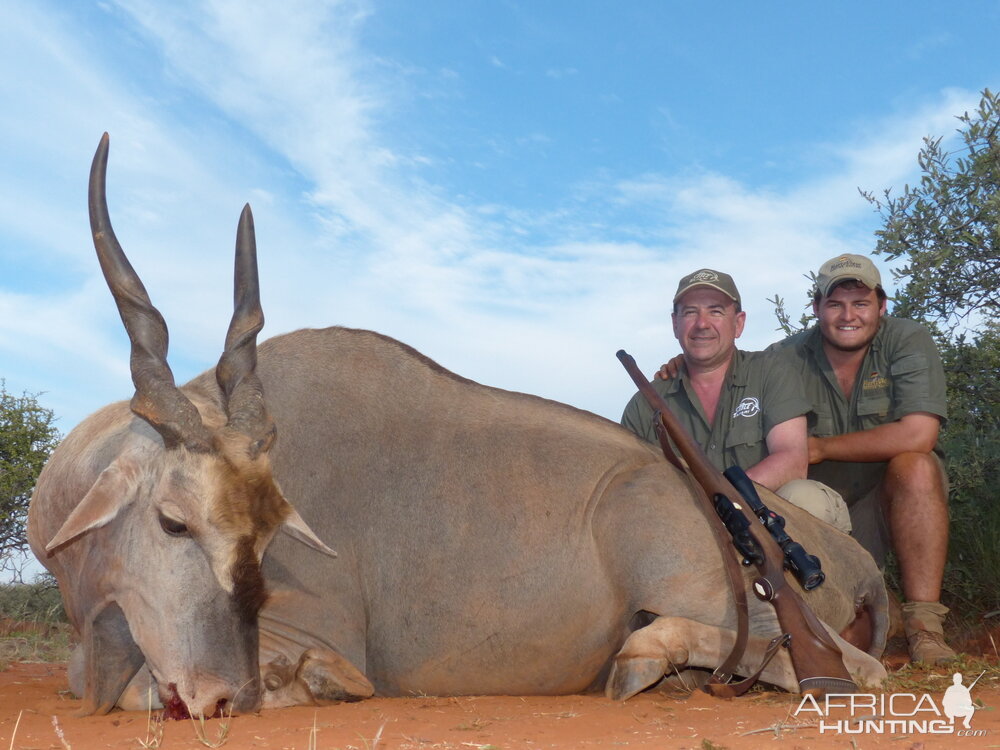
[902,600,958,665]
[906,629,957,665]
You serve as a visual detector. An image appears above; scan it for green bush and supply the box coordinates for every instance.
[0,579,67,624]
[862,90,1000,622]
[0,579,72,668]
[1,381,61,574]
[937,324,1000,616]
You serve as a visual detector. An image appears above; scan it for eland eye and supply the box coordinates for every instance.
[158,514,189,537]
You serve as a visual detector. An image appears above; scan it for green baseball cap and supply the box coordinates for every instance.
[673,269,741,306]
[816,254,883,298]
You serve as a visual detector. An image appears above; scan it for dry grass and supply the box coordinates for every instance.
[190,707,234,748]
[136,688,165,749]
[307,713,319,750]
[0,620,74,670]
[8,709,23,750]
[51,715,72,750]
[883,652,1000,694]
[0,582,74,670]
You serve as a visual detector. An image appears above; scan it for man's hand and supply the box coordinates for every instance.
[808,436,826,465]
[654,354,684,380]
[807,412,941,464]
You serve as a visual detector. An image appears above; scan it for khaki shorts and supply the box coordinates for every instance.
[777,479,852,535]
[843,482,891,567]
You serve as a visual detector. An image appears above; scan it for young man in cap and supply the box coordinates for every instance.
[770,253,954,664]
[621,269,850,529]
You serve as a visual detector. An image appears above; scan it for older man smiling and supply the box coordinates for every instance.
[621,269,847,527]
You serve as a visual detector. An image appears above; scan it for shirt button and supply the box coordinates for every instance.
[711,444,717,450]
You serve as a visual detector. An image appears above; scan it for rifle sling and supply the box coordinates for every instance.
[704,634,790,698]
[617,350,855,695]
[651,415,751,692]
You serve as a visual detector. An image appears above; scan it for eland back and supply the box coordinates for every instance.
[28,135,889,718]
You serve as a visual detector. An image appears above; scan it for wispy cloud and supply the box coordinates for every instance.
[0,0,986,434]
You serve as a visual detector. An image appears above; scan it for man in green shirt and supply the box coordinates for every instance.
[770,253,954,665]
[621,269,850,530]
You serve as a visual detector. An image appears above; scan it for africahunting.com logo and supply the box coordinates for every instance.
[793,671,988,737]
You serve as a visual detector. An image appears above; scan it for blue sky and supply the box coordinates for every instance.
[2,0,998,435]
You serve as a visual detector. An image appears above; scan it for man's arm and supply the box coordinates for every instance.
[745,415,809,491]
[807,412,941,464]
[621,391,657,444]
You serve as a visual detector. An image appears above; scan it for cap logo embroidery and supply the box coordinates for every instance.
[690,270,719,283]
[733,397,760,418]
[828,257,864,272]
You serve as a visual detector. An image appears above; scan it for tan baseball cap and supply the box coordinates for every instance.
[815,254,883,298]
[673,269,741,306]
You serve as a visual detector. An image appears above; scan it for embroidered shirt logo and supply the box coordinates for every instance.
[863,371,889,391]
[733,397,760,418]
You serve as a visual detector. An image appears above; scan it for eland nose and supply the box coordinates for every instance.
[163,676,261,720]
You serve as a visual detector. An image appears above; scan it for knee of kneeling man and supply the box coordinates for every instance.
[887,450,940,475]
[885,451,948,492]
[777,479,852,534]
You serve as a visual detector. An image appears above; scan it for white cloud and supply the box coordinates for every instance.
[0,0,986,435]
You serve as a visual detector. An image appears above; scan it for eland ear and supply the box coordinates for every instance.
[46,458,141,553]
[281,506,337,558]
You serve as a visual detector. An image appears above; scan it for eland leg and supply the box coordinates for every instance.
[606,615,886,700]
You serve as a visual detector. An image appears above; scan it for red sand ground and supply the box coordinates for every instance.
[1,647,997,750]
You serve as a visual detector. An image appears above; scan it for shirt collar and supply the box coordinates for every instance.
[727,349,749,387]
[674,350,747,389]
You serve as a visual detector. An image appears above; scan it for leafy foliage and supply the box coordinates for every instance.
[0,579,71,669]
[0,579,65,623]
[861,88,1000,334]
[861,90,1000,617]
[0,382,60,574]
[935,322,1000,613]
[767,274,816,337]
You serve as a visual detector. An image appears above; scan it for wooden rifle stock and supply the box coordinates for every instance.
[617,349,856,695]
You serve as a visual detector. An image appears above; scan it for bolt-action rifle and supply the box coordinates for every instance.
[617,349,856,695]
[723,465,825,591]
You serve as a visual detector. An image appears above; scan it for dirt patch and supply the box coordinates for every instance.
[1,657,998,750]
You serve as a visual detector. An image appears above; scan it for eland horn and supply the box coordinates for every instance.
[215,205,275,457]
[89,133,212,451]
